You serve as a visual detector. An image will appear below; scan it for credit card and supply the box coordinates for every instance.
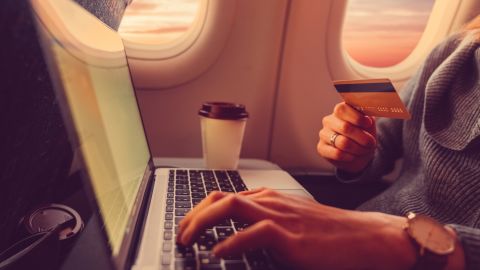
[333,78,411,119]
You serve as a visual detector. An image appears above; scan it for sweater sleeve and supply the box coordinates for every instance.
[449,224,480,270]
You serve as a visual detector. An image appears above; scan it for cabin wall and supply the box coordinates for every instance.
[131,0,480,172]
[135,0,289,160]
[270,0,339,171]
[131,0,338,171]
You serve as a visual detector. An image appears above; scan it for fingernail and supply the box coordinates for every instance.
[362,116,372,128]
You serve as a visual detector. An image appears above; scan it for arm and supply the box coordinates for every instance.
[177,189,466,270]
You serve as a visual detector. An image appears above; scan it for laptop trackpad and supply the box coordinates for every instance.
[274,189,311,198]
[238,170,313,199]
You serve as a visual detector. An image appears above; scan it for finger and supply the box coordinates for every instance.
[319,129,373,156]
[179,191,227,234]
[365,116,376,136]
[179,194,282,245]
[241,188,281,200]
[245,188,316,206]
[213,219,291,258]
[317,140,356,162]
[333,102,373,129]
[323,115,376,148]
[238,187,267,196]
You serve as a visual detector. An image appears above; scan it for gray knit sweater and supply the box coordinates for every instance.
[337,31,480,269]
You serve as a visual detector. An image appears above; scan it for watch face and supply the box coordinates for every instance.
[408,214,455,255]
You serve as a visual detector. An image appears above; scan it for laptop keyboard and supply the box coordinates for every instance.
[161,169,276,270]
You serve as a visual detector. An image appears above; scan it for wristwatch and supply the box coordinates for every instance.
[404,212,456,270]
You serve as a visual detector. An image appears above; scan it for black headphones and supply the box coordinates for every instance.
[0,204,83,270]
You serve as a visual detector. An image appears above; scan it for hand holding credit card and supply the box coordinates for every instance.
[333,78,411,119]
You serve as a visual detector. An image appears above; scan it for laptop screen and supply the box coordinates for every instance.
[31,0,151,261]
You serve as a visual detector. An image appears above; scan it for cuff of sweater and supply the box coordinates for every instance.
[335,162,373,183]
[448,224,480,270]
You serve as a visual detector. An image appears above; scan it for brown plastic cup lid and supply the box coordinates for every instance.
[199,102,249,120]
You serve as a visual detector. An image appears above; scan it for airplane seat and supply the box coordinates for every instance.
[0,0,126,254]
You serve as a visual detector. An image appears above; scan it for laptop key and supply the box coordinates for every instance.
[175,208,190,216]
[233,222,249,231]
[175,259,196,270]
[176,184,189,189]
[176,179,188,185]
[164,221,173,229]
[197,229,215,243]
[175,196,190,202]
[223,254,244,261]
[164,231,173,240]
[165,213,173,220]
[176,170,188,175]
[214,170,228,180]
[205,186,220,192]
[166,205,174,212]
[175,201,192,208]
[190,187,205,193]
[197,239,217,251]
[168,186,174,192]
[220,187,234,192]
[199,252,221,265]
[167,193,174,198]
[175,245,195,259]
[216,227,234,238]
[167,198,174,205]
[163,241,173,252]
[176,189,190,196]
[192,192,206,199]
[161,254,172,265]
[189,182,203,188]
[192,198,203,205]
[224,261,247,270]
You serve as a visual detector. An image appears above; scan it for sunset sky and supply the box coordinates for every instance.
[119,0,199,44]
[120,0,435,67]
[344,0,435,67]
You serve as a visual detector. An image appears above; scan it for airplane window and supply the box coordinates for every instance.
[343,0,435,67]
[119,0,201,45]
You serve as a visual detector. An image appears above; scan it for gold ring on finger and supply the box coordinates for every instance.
[329,132,339,148]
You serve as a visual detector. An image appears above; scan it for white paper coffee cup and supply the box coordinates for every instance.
[199,102,249,170]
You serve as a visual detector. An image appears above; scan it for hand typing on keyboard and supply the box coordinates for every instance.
[177,188,418,270]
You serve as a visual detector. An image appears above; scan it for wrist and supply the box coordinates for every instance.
[357,212,417,270]
[383,215,418,269]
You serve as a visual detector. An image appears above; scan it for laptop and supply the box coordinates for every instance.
[30,0,311,269]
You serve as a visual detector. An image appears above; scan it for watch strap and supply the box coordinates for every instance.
[413,248,448,270]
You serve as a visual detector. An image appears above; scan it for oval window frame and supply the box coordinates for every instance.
[327,0,462,82]
[122,0,237,89]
